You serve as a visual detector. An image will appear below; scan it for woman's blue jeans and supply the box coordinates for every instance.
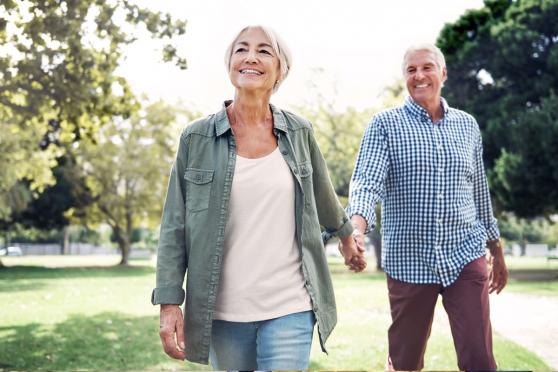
[209,310,315,370]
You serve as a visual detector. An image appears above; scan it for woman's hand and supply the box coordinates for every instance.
[159,304,186,360]
[339,233,367,272]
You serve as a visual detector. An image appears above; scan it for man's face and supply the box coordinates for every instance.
[404,50,447,108]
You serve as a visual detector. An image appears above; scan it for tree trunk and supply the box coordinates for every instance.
[369,229,383,271]
[113,225,131,266]
[122,210,134,265]
[119,239,130,265]
[1,231,8,268]
[62,226,70,255]
[520,239,527,256]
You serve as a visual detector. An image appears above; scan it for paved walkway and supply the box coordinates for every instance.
[328,247,558,367]
[489,292,558,369]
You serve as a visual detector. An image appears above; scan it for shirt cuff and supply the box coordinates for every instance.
[485,223,500,241]
[347,201,376,233]
[151,286,185,305]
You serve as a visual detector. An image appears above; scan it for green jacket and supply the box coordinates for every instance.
[151,102,353,364]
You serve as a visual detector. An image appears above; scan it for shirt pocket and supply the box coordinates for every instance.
[449,138,474,182]
[298,161,313,206]
[184,168,214,212]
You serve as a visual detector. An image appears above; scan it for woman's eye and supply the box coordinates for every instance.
[234,48,247,53]
[259,49,272,55]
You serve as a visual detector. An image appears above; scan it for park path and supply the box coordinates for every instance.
[327,246,558,367]
[489,292,558,369]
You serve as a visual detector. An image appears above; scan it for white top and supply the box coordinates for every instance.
[213,147,313,321]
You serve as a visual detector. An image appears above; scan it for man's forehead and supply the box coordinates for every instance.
[404,50,438,67]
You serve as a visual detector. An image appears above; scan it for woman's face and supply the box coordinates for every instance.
[228,27,280,94]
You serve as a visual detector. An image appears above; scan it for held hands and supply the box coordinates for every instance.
[487,239,509,294]
[339,230,367,272]
[159,304,185,360]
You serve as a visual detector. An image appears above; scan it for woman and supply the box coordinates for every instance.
[152,25,366,370]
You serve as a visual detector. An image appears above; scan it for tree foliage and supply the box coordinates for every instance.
[0,0,187,219]
[302,80,405,199]
[304,104,370,198]
[437,0,558,218]
[302,80,405,270]
[68,101,196,265]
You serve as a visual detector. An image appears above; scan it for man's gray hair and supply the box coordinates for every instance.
[224,25,292,93]
[402,43,446,75]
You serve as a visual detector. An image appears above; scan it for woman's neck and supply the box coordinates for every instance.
[230,91,272,126]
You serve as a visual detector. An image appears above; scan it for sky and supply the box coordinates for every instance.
[118,0,484,113]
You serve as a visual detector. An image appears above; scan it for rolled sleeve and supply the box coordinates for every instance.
[485,223,500,241]
[151,286,185,305]
[347,190,377,234]
[335,218,354,238]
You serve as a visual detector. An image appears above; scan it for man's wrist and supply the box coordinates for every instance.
[350,214,367,234]
[487,239,503,256]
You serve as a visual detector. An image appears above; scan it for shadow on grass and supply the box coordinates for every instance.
[0,265,155,282]
[308,360,326,369]
[508,269,558,281]
[329,262,387,282]
[0,312,208,371]
[0,281,47,293]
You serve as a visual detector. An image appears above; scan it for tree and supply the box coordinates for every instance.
[0,0,187,218]
[301,79,405,270]
[300,79,405,199]
[304,104,371,198]
[68,101,196,265]
[491,93,558,218]
[436,0,558,218]
[544,218,558,249]
[498,214,547,255]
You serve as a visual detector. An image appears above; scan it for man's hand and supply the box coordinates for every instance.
[159,304,185,360]
[339,231,367,272]
[487,239,508,294]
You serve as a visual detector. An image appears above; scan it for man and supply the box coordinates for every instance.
[348,43,509,371]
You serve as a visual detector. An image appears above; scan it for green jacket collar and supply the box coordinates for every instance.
[215,100,288,137]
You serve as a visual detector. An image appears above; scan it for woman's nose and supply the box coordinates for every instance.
[245,49,258,63]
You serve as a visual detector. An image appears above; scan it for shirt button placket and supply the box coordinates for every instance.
[433,124,444,276]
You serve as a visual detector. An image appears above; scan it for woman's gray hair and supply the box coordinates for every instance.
[224,25,292,93]
[401,43,446,75]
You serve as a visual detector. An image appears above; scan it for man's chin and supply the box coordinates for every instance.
[411,94,437,106]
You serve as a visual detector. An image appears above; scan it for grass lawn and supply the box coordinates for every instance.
[0,255,552,371]
[504,256,558,297]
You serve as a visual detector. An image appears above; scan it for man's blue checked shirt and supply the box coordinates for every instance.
[348,96,499,287]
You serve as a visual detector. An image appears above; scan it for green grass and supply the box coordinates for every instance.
[505,256,558,270]
[504,256,558,297]
[0,255,552,370]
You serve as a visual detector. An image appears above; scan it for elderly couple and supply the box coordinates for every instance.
[151,25,509,371]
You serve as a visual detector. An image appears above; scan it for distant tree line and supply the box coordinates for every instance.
[2,0,557,267]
